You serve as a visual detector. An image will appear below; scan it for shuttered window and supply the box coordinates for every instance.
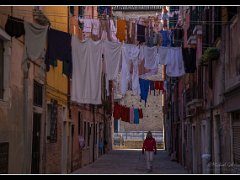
[232,111,240,164]
[0,39,4,99]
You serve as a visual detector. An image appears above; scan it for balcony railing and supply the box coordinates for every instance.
[112,6,162,11]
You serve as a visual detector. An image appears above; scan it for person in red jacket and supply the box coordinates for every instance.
[142,131,157,172]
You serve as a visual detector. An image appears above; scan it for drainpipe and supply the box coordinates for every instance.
[23,60,30,173]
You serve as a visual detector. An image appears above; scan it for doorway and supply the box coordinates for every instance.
[31,113,41,174]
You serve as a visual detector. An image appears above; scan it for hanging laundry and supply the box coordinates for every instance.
[137,24,145,43]
[139,78,150,107]
[147,27,154,47]
[116,19,126,42]
[160,30,170,47]
[138,108,143,119]
[182,47,197,73]
[91,19,100,40]
[45,28,72,76]
[121,106,130,123]
[5,16,25,38]
[149,80,155,95]
[97,6,111,16]
[173,28,184,47]
[155,81,164,93]
[158,46,170,65]
[100,19,111,41]
[110,19,118,42]
[131,56,141,96]
[78,18,92,33]
[103,40,122,96]
[143,46,159,70]
[134,108,140,124]
[24,21,48,61]
[166,47,185,77]
[121,44,140,95]
[130,107,134,124]
[71,36,103,104]
[113,102,122,120]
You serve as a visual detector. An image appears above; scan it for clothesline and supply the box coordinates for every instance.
[0,9,233,25]
[2,13,219,48]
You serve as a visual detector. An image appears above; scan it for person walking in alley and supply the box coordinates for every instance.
[142,131,157,173]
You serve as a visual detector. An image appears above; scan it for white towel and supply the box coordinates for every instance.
[158,46,170,65]
[143,46,159,69]
[166,47,185,77]
[104,40,122,96]
[71,36,103,104]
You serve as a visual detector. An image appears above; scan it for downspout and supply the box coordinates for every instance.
[23,60,30,173]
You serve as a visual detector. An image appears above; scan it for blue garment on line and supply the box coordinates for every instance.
[139,78,150,107]
[160,30,170,47]
[134,108,139,124]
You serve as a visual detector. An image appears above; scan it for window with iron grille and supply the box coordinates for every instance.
[87,122,90,146]
[84,121,86,144]
[33,81,43,107]
[47,100,58,143]
[78,112,81,135]
[0,39,4,100]
[0,142,9,174]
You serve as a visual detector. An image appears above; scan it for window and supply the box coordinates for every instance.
[47,100,58,143]
[33,81,43,107]
[78,6,84,17]
[78,112,81,135]
[230,17,240,78]
[84,121,86,144]
[69,6,75,16]
[87,122,90,146]
[0,39,3,99]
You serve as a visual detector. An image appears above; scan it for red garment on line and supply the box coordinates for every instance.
[113,102,121,119]
[139,108,143,119]
[154,81,163,91]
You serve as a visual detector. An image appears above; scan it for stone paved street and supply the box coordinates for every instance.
[73,149,189,174]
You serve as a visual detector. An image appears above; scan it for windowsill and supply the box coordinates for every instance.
[0,99,8,107]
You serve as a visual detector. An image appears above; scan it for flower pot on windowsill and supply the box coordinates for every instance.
[199,55,208,66]
[204,47,220,61]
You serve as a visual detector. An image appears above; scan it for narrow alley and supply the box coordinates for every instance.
[73,150,188,174]
[1,5,240,175]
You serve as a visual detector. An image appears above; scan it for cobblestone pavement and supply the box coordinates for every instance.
[73,149,189,174]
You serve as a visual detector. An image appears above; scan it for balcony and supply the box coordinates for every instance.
[112,6,162,12]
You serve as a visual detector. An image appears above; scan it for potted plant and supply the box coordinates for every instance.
[199,54,208,66]
[204,47,220,61]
